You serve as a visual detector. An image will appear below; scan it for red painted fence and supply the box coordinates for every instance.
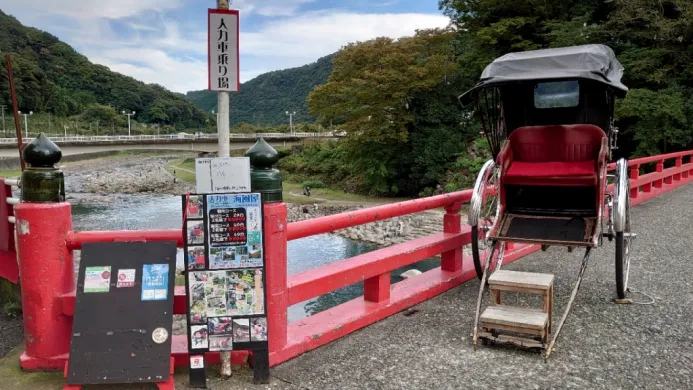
[3,150,693,371]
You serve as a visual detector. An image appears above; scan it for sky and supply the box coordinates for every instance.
[2,0,451,94]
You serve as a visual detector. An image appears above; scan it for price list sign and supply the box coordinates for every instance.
[209,208,247,246]
[182,192,269,388]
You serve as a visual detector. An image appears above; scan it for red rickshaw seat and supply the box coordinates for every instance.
[499,125,607,187]
[505,160,597,186]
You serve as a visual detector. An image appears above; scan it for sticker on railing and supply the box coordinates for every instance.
[84,266,111,293]
[116,269,136,288]
[141,264,169,301]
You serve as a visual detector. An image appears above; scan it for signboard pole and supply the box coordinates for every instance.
[212,0,234,377]
[202,3,243,382]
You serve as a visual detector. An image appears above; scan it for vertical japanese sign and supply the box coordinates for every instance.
[208,9,240,92]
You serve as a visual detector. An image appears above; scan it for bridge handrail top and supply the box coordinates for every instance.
[287,189,472,241]
[607,150,693,170]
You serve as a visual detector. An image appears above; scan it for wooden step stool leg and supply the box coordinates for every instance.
[549,284,553,333]
[541,285,554,334]
[490,288,502,306]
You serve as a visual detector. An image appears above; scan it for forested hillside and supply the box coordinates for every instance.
[281,0,693,197]
[185,54,333,126]
[0,10,209,129]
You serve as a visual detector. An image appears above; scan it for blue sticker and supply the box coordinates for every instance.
[141,264,169,301]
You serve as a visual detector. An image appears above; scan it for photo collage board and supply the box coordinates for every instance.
[183,193,269,354]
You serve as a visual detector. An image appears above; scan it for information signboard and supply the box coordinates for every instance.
[66,241,177,386]
[183,192,269,387]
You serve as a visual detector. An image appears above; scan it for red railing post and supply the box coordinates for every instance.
[629,165,639,199]
[364,273,390,302]
[441,202,463,272]
[674,157,682,181]
[16,202,74,370]
[654,160,664,189]
[264,201,288,353]
[15,134,73,371]
[683,156,690,179]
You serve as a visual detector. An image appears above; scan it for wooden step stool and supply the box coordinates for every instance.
[479,270,554,349]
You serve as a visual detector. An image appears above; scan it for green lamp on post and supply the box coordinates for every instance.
[20,133,65,203]
[245,138,282,203]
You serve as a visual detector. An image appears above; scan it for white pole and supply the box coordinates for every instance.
[217,95,230,157]
[123,111,135,136]
[1,105,6,136]
[216,0,232,379]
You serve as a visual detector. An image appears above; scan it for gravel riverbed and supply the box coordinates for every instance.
[64,155,195,196]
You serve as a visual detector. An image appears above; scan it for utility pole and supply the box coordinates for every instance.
[18,110,32,138]
[0,105,6,136]
[122,110,135,136]
[286,111,296,134]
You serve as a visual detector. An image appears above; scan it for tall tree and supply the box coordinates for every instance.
[308,28,462,195]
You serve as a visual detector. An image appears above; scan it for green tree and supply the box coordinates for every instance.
[616,89,689,156]
[81,104,117,123]
[308,28,460,195]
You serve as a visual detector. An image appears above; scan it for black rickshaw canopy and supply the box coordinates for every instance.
[459,44,629,106]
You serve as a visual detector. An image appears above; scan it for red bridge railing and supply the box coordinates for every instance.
[3,150,693,371]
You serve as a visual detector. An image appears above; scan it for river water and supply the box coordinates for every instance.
[71,194,440,322]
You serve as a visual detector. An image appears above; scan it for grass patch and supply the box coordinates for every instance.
[283,193,326,205]
[162,157,406,205]
[165,159,196,183]
[0,169,21,179]
[282,181,405,204]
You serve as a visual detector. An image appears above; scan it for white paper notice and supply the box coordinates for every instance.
[195,157,251,194]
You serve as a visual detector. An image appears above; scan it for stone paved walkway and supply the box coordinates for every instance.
[270,184,693,389]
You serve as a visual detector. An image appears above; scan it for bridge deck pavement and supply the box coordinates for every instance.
[270,184,693,389]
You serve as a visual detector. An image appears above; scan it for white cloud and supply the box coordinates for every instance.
[231,0,315,17]
[82,10,449,93]
[85,48,208,93]
[3,0,451,94]
[241,11,451,58]
[7,0,182,20]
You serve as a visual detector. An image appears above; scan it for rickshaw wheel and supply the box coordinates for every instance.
[468,159,501,280]
[471,229,502,280]
[614,158,632,299]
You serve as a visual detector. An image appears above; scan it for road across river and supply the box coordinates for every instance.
[0,141,299,157]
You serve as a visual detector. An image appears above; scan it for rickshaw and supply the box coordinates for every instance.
[460,44,634,357]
